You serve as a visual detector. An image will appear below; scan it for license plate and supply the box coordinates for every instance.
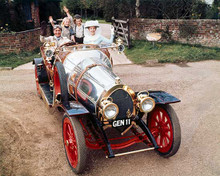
[112,118,131,128]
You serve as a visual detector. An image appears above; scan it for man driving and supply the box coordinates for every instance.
[40,21,71,47]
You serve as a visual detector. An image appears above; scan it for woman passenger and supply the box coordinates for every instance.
[83,20,114,44]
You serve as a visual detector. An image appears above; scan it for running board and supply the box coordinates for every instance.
[39,83,53,107]
[106,147,155,158]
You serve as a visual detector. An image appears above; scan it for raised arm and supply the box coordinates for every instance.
[63,6,74,24]
[40,35,51,43]
[100,25,115,44]
[49,16,55,27]
[100,35,114,44]
[40,21,52,43]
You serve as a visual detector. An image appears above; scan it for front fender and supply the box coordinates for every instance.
[33,58,48,83]
[33,57,43,65]
[58,101,90,117]
[149,91,180,104]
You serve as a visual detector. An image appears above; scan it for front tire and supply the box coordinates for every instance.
[62,114,87,174]
[147,104,181,157]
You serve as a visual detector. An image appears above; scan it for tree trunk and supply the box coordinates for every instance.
[85,9,87,19]
[135,0,140,18]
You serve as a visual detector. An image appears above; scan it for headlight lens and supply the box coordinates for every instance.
[141,98,155,112]
[45,49,53,58]
[103,103,119,120]
[137,92,155,113]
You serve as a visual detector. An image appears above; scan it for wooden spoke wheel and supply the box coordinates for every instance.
[62,115,87,174]
[147,104,181,157]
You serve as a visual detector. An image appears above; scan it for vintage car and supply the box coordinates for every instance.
[33,41,181,174]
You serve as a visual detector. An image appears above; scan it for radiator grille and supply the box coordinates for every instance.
[109,89,133,120]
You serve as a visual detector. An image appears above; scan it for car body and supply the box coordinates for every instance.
[33,41,181,174]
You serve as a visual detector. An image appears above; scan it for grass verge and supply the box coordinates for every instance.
[0,48,40,68]
[125,40,220,64]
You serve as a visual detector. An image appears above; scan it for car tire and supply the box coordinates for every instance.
[54,62,68,105]
[62,114,88,174]
[147,104,181,158]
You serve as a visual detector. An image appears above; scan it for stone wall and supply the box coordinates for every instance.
[130,19,220,47]
[0,26,51,54]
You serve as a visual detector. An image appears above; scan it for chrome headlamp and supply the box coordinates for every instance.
[45,49,54,58]
[137,92,155,113]
[116,38,125,52]
[44,42,56,58]
[99,98,119,120]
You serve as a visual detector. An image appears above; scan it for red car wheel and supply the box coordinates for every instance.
[147,104,181,157]
[34,65,41,98]
[62,115,87,174]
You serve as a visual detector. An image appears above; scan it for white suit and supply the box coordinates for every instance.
[40,35,71,47]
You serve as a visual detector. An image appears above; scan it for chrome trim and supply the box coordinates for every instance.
[115,77,121,85]
[137,94,155,113]
[106,147,155,158]
[99,99,119,120]
[121,121,137,135]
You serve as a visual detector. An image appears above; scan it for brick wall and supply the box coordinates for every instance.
[0,26,51,54]
[130,19,220,47]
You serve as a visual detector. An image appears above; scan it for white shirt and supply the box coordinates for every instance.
[75,25,84,38]
[83,34,114,44]
[40,35,71,47]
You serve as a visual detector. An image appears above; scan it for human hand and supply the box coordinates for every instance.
[63,6,69,13]
[110,25,114,35]
[49,16,53,23]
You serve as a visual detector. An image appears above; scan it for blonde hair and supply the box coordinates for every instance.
[61,17,70,27]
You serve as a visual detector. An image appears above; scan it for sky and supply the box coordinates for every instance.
[205,0,214,5]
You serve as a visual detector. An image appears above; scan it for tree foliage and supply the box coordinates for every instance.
[138,0,210,19]
[61,0,216,20]
[1,0,217,32]
[207,0,220,19]
[0,0,10,28]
